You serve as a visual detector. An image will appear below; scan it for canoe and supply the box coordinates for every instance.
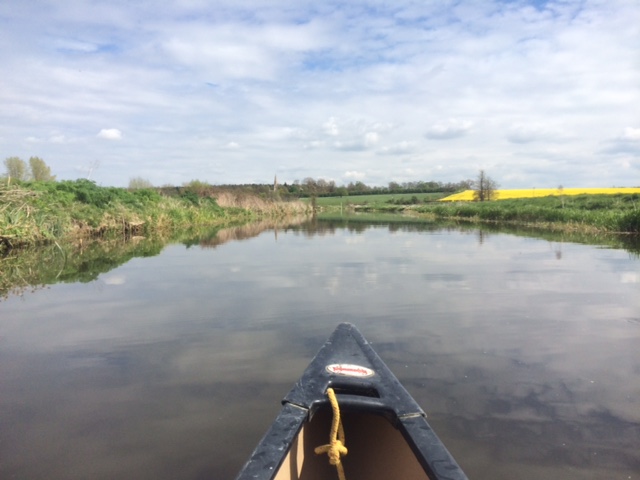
[235,323,469,480]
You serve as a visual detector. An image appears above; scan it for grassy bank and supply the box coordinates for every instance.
[0,180,310,251]
[414,194,640,233]
[315,192,640,233]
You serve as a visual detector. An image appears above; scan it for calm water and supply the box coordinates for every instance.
[1,220,639,479]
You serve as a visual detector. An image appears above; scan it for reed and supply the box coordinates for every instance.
[0,181,311,251]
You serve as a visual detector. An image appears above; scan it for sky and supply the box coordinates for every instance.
[1,0,639,188]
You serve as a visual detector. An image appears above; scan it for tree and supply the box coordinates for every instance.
[302,177,318,195]
[29,156,56,181]
[4,157,29,182]
[472,170,499,201]
[128,176,154,190]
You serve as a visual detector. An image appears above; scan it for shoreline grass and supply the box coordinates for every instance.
[415,194,640,234]
[0,180,310,252]
[315,192,640,234]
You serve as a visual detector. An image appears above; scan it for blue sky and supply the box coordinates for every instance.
[1,0,638,188]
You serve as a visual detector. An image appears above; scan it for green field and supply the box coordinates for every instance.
[416,194,640,233]
[312,192,640,234]
[310,192,448,206]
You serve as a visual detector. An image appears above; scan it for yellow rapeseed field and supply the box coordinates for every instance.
[439,188,640,202]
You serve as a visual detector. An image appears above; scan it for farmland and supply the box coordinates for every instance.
[311,191,640,234]
[311,192,448,206]
[440,187,640,202]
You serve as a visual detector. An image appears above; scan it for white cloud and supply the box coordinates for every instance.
[97,129,122,140]
[506,125,542,144]
[622,128,640,141]
[50,135,67,144]
[323,117,340,136]
[600,127,640,156]
[425,119,473,140]
[344,171,366,180]
[378,141,416,155]
[364,132,379,147]
[0,0,637,187]
[505,124,570,145]
[103,275,126,285]
[620,272,638,284]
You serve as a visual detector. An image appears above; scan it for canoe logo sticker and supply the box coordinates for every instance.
[326,364,375,377]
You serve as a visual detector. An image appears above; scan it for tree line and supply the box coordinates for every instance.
[3,155,499,201]
[284,177,474,197]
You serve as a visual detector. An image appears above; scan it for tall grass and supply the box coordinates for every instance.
[417,194,640,233]
[0,180,311,251]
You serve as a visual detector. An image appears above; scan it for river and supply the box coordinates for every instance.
[1,218,639,479]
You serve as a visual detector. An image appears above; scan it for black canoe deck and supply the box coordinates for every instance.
[235,323,468,480]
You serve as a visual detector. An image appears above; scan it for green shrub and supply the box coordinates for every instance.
[181,190,200,205]
[618,210,640,233]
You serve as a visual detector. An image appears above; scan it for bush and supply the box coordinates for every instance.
[181,190,200,205]
[45,179,161,209]
[618,210,640,233]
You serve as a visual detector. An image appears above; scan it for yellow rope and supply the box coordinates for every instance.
[314,388,348,480]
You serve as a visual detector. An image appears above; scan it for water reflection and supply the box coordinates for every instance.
[0,217,311,299]
[0,219,639,479]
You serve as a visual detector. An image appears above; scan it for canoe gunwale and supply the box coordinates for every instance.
[235,323,469,480]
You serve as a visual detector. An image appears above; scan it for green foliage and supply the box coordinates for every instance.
[386,195,422,205]
[128,176,154,190]
[415,194,640,233]
[618,210,640,233]
[314,192,447,206]
[0,238,166,298]
[183,179,213,196]
[4,157,29,181]
[177,179,217,205]
[4,156,56,182]
[180,190,200,205]
[29,156,56,181]
[0,178,266,252]
[45,179,161,208]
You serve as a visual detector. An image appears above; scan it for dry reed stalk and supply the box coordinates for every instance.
[214,191,310,215]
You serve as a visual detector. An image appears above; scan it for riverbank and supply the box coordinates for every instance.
[316,193,640,234]
[0,180,310,252]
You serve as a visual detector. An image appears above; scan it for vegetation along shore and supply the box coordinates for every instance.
[0,179,309,252]
[314,192,640,234]
[2,157,639,253]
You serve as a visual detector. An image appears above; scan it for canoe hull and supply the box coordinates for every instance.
[235,323,468,480]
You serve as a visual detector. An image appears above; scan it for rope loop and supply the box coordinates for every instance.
[314,388,348,480]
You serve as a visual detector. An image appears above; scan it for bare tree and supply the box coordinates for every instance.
[472,170,499,201]
[29,156,56,181]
